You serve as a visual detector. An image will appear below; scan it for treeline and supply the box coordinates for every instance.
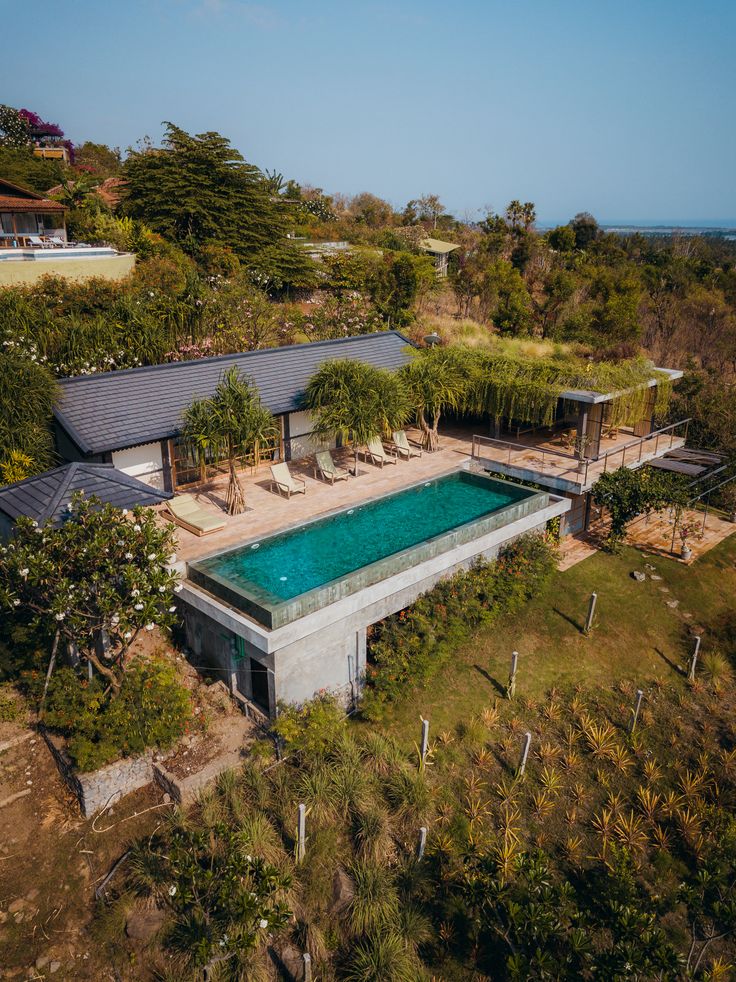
[2,110,736,474]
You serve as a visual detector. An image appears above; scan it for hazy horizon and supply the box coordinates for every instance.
[4,1,735,224]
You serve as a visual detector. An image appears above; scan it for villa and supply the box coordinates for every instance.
[0,178,135,286]
[27,331,709,716]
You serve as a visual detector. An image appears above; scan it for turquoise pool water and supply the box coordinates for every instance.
[190,471,533,607]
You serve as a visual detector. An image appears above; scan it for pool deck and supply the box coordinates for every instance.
[169,427,477,564]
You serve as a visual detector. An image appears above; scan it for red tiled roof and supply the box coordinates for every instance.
[0,195,66,213]
[45,176,125,210]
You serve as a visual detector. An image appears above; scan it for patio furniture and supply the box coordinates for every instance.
[314,450,349,484]
[26,235,48,248]
[270,462,307,498]
[359,437,397,468]
[392,430,422,459]
[165,493,226,536]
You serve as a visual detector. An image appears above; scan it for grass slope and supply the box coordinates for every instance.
[374,536,736,745]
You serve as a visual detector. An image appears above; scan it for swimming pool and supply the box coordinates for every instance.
[188,469,548,628]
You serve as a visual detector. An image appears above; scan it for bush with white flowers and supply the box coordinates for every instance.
[0,493,180,694]
[128,823,291,969]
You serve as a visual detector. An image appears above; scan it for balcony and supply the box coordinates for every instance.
[471,419,690,494]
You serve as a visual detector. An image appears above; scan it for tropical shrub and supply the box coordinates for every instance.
[592,466,687,550]
[127,821,292,970]
[43,660,192,771]
[361,533,557,718]
[273,693,347,759]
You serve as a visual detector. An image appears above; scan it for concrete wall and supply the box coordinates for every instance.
[0,252,135,286]
[112,441,166,490]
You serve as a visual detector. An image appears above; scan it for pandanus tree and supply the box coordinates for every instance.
[402,346,469,452]
[304,359,410,474]
[181,367,278,514]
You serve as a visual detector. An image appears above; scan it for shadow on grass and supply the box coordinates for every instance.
[552,607,585,634]
[492,746,515,775]
[473,664,506,698]
[655,646,685,677]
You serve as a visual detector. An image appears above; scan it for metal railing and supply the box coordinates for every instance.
[471,418,691,487]
[597,418,690,474]
[471,433,587,482]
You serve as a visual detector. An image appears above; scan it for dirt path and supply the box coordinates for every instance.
[0,717,163,980]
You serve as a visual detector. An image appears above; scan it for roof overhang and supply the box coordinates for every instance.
[558,367,684,406]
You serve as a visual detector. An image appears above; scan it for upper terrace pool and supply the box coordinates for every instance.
[188,469,549,629]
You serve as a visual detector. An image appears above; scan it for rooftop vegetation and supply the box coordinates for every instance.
[443,339,674,428]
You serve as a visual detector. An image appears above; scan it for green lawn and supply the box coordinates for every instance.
[370,534,736,746]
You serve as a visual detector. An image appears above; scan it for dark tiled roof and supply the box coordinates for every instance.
[55,331,414,456]
[0,462,171,527]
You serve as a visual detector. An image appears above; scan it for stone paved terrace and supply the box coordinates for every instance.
[168,426,476,565]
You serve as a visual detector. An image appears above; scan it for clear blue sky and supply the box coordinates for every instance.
[5,0,736,224]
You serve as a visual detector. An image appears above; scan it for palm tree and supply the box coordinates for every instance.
[304,360,410,474]
[402,347,469,452]
[181,367,278,514]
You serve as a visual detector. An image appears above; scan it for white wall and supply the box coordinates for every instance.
[287,410,335,459]
[112,442,165,490]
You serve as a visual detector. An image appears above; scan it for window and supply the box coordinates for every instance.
[171,426,283,490]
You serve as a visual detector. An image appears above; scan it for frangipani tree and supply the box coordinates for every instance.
[182,367,278,514]
[0,494,180,696]
[304,359,410,472]
[402,346,470,451]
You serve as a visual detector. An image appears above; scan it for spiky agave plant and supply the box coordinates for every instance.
[535,740,563,764]
[636,786,662,823]
[481,704,501,729]
[613,810,649,855]
[528,790,552,818]
[539,765,564,795]
[579,717,618,759]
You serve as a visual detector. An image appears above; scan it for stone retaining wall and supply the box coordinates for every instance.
[42,730,154,818]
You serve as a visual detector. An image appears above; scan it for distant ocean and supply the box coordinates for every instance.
[539,221,736,240]
[602,224,736,240]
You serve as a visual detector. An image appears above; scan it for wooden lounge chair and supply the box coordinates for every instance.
[392,430,422,459]
[270,462,306,498]
[314,450,349,484]
[165,493,226,536]
[360,437,397,468]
